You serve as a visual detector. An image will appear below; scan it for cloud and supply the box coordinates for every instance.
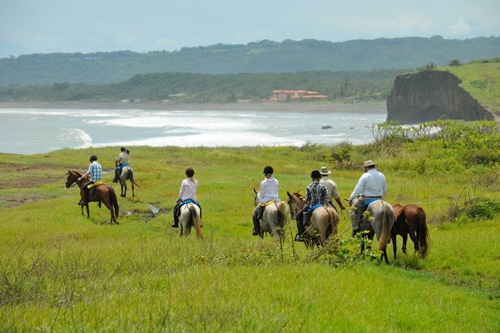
[446,18,472,36]
[0,0,498,58]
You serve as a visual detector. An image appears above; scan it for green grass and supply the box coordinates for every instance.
[1,132,500,331]
[441,59,500,113]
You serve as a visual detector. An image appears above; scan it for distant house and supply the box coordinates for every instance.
[268,89,327,101]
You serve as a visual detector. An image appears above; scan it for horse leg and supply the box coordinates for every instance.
[402,234,408,255]
[381,246,390,264]
[120,181,126,198]
[392,233,398,260]
[408,229,420,254]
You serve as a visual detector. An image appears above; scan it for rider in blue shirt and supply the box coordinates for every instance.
[295,170,329,241]
[78,155,103,205]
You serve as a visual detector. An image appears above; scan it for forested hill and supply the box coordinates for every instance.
[1,36,499,86]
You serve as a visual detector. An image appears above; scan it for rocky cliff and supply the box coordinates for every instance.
[386,70,494,124]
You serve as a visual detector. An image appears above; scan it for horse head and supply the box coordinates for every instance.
[286,191,305,220]
[66,170,84,188]
[253,189,261,207]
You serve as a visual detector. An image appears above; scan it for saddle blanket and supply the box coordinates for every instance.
[308,203,324,212]
[179,199,200,207]
[260,200,275,207]
[87,180,104,189]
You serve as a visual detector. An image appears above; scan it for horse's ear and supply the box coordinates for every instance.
[287,191,291,197]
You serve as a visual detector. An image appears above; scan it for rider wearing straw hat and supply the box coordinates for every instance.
[348,160,387,236]
[319,166,346,212]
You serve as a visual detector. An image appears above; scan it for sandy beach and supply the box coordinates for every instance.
[0,101,387,114]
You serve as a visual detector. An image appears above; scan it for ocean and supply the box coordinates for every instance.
[0,105,387,155]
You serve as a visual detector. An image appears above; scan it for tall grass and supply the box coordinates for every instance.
[1,122,500,331]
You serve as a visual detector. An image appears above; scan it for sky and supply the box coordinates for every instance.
[1,0,499,59]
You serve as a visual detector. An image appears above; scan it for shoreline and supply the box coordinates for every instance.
[0,101,387,114]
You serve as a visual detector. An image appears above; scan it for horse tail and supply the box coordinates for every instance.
[190,205,203,239]
[326,206,338,238]
[277,202,288,227]
[377,201,393,251]
[128,169,141,187]
[417,207,430,258]
[109,187,119,219]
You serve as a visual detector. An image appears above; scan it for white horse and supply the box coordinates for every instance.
[253,190,289,240]
[179,203,203,239]
[352,199,395,263]
[118,166,140,198]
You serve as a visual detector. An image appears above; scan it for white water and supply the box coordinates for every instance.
[0,106,387,154]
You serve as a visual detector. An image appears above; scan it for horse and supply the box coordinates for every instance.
[65,170,119,224]
[287,191,339,249]
[392,204,430,259]
[352,199,394,264]
[178,203,203,239]
[117,165,140,198]
[253,190,289,240]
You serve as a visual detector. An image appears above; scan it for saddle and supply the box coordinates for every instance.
[257,200,276,219]
[86,181,104,195]
[356,198,379,224]
[175,199,202,218]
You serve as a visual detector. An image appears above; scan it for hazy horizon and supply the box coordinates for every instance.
[1,0,499,59]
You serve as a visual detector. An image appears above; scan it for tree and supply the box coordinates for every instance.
[448,59,462,67]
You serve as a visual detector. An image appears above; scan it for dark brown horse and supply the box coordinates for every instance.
[118,166,140,198]
[392,204,430,259]
[66,170,119,224]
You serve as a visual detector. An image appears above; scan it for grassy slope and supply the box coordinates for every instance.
[1,143,500,332]
[441,61,500,114]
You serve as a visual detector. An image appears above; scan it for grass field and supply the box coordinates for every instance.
[1,132,500,331]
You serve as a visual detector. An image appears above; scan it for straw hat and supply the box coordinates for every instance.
[320,166,331,175]
[364,160,375,167]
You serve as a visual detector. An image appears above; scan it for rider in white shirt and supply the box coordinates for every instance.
[348,160,387,236]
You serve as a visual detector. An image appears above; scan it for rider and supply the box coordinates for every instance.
[172,167,201,228]
[113,146,130,183]
[295,170,329,241]
[252,165,280,236]
[78,155,103,205]
[348,160,387,236]
[319,166,346,212]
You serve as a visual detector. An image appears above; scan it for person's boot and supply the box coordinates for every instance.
[295,219,306,242]
[113,168,119,183]
[172,212,179,228]
[252,214,260,236]
[302,212,310,226]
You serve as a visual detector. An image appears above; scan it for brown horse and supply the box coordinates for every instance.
[66,170,119,224]
[392,204,430,259]
[287,191,339,249]
[118,166,140,198]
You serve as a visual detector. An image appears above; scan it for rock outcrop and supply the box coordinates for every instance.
[386,70,494,124]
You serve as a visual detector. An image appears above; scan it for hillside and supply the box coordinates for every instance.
[1,36,499,85]
[386,59,500,124]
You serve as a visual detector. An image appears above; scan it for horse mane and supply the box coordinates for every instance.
[68,169,82,177]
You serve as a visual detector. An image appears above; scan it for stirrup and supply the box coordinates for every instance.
[294,233,304,242]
